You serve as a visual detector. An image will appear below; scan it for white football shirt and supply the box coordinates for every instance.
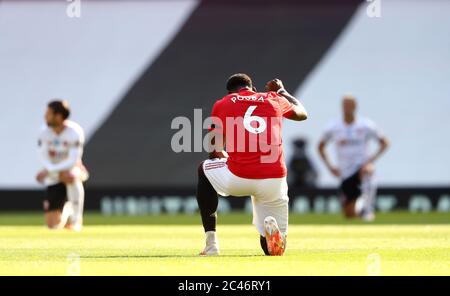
[38,120,85,185]
[321,117,383,180]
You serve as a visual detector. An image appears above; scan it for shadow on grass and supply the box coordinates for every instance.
[81,254,264,259]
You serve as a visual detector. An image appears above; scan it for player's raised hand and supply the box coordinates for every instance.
[265,79,284,92]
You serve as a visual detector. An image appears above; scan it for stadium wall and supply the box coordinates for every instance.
[0,0,449,196]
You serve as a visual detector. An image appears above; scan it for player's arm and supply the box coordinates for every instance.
[48,144,82,172]
[365,120,390,165]
[207,131,228,159]
[265,79,308,121]
[279,90,308,121]
[360,126,389,176]
[36,136,50,183]
[359,136,388,177]
[317,133,340,178]
[367,135,389,164]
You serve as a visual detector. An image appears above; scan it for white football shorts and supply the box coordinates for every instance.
[203,158,289,236]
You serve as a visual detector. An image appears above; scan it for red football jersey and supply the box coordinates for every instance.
[210,88,295,179]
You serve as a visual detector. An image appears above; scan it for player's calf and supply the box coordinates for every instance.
[196,161,219,233]
[196,161,221,255]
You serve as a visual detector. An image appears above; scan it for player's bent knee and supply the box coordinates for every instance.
[343,203,356,218]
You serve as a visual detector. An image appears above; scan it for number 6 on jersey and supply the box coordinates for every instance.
[243,106,267,134]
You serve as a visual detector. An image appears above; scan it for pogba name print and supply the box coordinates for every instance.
[230,95,265,103]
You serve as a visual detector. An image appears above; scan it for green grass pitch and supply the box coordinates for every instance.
[0,212,449,275]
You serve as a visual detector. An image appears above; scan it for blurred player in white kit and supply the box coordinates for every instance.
[318,95,389,221]
[36,100,88,231]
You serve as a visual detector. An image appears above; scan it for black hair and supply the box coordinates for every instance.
[48,100,70,120]
[226,73,253,92]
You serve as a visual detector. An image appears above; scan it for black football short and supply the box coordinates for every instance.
[43,183,67,212]
[339,169,362,203]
